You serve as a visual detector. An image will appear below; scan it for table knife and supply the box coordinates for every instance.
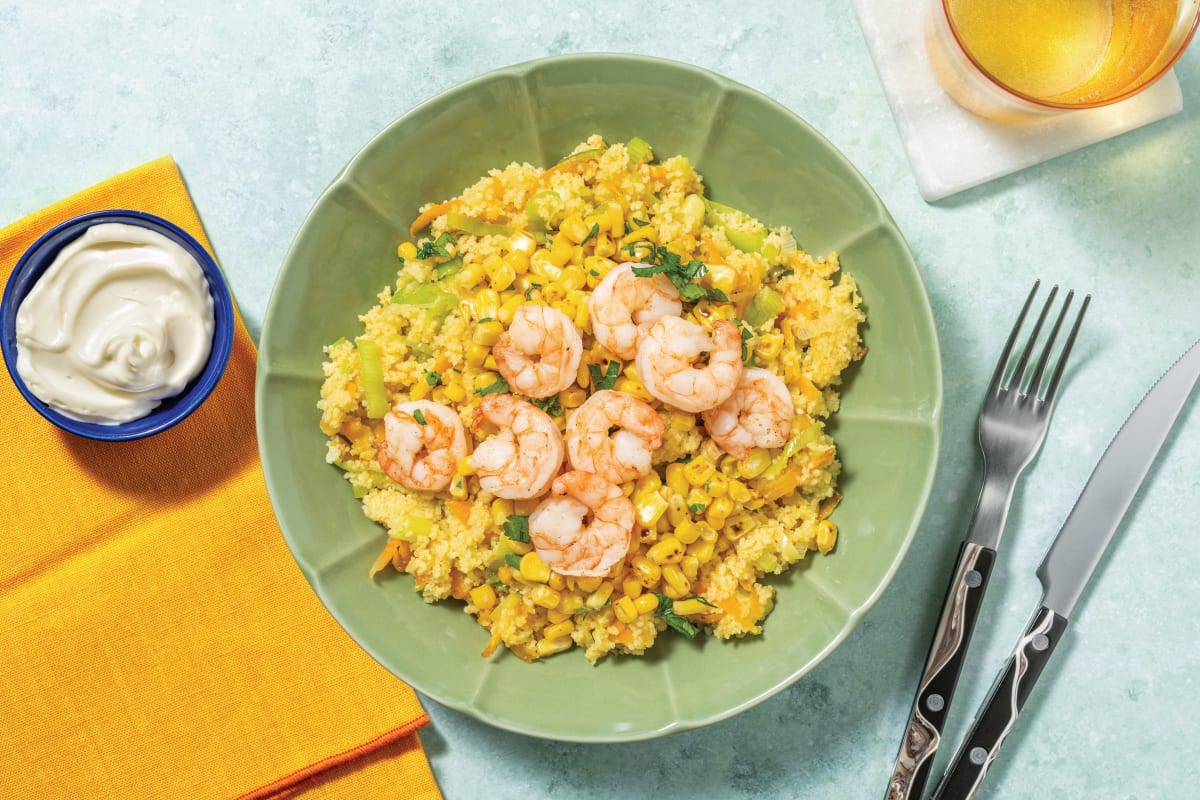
[933,338,1200,799]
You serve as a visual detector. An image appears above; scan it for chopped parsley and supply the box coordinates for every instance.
[654,593,699,638]
[425,371,442,387]
[502,514,531,543]
[474,376,511,395]
[580,222,600,246]
[689,503,707,514]
[629,245,729,303]
[412,409,427,425]
[503,553,523,570]
[588,361,620,391]
[416,232,456,259]
[524,282,542,300]
[478,316,495,323]
[632,217,650,227]
[574,598,611,617]
[735,318,755,365]
[532,394,563,416]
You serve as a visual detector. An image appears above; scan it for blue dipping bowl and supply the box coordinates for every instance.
[1,209,235,441]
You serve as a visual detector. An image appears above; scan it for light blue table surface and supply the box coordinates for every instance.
[4,2,1198,798]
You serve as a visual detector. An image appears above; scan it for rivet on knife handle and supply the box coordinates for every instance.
[933,606,1068,800]
[886,542,996,800]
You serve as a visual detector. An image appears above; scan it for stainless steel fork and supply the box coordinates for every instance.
[885,281,1090,800]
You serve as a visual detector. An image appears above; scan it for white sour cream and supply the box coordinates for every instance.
[15,222,215,424]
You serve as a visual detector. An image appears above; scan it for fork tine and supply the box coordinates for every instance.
[1008,284,1059,392]
[1027,290,1074,397]
[989,280,1041,393]
[1041,293,1091,404]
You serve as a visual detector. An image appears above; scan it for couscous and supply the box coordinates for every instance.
[318,135,865,663]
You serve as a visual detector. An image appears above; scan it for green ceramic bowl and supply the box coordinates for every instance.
[257,53,942,742]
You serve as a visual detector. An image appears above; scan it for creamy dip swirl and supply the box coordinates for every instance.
[15,222,215,424]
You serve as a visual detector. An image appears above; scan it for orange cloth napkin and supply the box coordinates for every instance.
[0,158,442,800]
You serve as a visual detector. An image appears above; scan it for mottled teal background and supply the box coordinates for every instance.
[3,2,1198,798]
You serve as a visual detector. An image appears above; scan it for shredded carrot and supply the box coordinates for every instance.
[446,498,473,524]
[646,165,668,181]
[391,540,412,571]
[368,538,402,579]
[612,623,635,645]
[409,199,462,237]
[480,627,502,658]
[433,354,451,373]
[701,234,725,265]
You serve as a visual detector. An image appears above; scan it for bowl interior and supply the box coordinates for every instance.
[257,54,942,741]
[1,210,236,441]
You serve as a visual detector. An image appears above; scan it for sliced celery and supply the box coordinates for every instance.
[760,423,823,479]
[626,136,653,167]
[446,211,515,237]
[391,282,458,315]
[556,147,605,164]
[393,514,434,542]
[435,257,463,281]
[703,198,767,253]
[744,287,785,329]
[525,190,559,228]
[356,338,389,419]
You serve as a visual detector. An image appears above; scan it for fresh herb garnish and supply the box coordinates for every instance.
[630,246,728,303]
[412,409,427,425]
[532,394,563,416]
[416,232,456,259]
[632,217,650,227]
[425,371,442,387]
[654,593,699,638]
[502,514,531,543]
[580,222,600,246]
[589,269,600,276]
[474,376,511,396]
[574,598,611,617]
[478,316,495,323]
[689,503,707,514]
[734,318,755,365]
[524,282,542,300]
[504,553,523,570]
[588,361,621,391]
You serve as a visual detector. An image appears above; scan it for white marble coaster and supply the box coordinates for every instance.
[853,0,1183,202]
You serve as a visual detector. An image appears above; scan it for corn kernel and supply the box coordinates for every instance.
[490,262,516,292]
[547,607,570,624]
[560,387,587,408]
[444,382,467,403]
[633,592,659,615]
[666,412,696,433]
[559,592,584,615]
[497,293,524,325]
[473,320,504,346]
[575,575,603,593]
[662,565,690,598]
[491,498,514,528]
[465,343,489,368]
[457,261,486,290]
[510,231,537,255]
[548,571,567,591]
[497,564,516,585]
[647,536,685,565]
[544,619,575,640]
[455,455,474,477]
[397,241,418,260]
[520,551,551,583]
[560,265,587,291]
[631,555,661,588]
[548,236,574,268]
[410,380,432,401]
[503,249,530,275]
[683,457,716,487]
[614,596,638,624]
[727,478,753,504]
[536,637,573,658]
[707,496,735,526]
[613,376,654,402]
[664,463,690,497]
[634,491,670,528]
[686,487,712,512]
[531,249,563,278]
[605,204,624,236]
[681,554,700,582]
[621,578,644,599]
[689,538,716,565]
[593,233,616,258]
[672,597,711,617]
[586,581,614,609]
[674,520,702,545]
[706,473,729,498]
[816,520,838,554]
[707,263,737,295]
[560,214,590,244]
[755,333,784,362]
[530,585,561,609]
[474,287,500,320]
[623,223,657,243]
[666,493,689,527]
[469,584,497,611]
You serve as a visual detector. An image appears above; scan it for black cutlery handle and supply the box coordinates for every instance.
[933,605,1069,800]
[886,542,996,800]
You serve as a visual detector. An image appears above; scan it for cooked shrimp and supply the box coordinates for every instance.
[701,367,794,460]
[565,389,665,485]
[529,470,634,577]
[588,262,683,360]
[471,393,564,500]
[492,305,583,398]
[376,400,469,492]
[635,317,743,413]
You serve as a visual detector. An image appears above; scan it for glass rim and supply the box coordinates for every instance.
[938,0,1200,110]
